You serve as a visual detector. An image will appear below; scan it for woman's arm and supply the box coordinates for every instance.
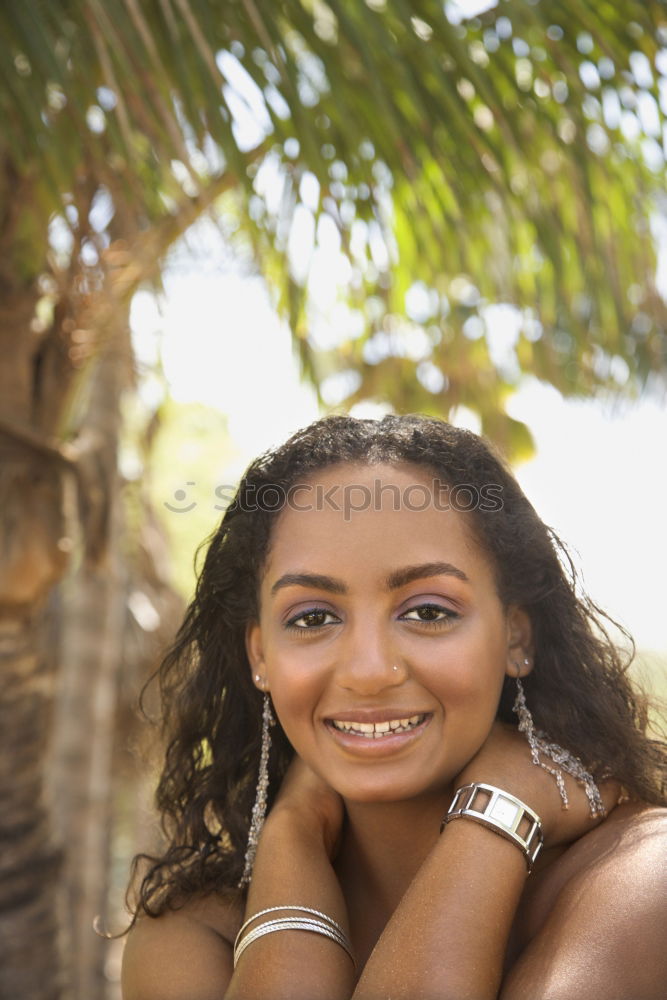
[122,759,353,1000]
[355,813,527,1000]
[224,760,355,1000]
[226,725,619,1000]
[226,742,531,1000]
[122,729,633,1000]
[352,723,620,1000]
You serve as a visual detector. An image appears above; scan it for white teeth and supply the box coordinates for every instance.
[330,714,426,737]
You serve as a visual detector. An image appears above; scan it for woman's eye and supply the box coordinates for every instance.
[400,604,458,625]
[285,608,339,630]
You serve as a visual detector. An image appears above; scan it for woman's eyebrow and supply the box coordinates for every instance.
[270,572,347,595]
[385,562,469,589]
[270,562,469,596]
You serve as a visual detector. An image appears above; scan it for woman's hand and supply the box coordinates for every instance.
[270,756,345,860]
[453,721,620,847]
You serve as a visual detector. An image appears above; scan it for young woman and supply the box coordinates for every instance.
[121,414,667,1000]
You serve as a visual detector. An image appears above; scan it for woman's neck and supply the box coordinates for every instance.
[335,787,452,916]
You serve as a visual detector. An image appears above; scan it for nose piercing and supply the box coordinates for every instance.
[392,665,399,672]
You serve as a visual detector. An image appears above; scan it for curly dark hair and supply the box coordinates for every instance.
[127,413,666,923]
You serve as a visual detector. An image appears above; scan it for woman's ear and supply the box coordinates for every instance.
[505,606,534,678]
[245,622,268,691]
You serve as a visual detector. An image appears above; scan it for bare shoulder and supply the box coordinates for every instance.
[551,800,667,881]
[503,803,667,1000]
[121,892,244,1000]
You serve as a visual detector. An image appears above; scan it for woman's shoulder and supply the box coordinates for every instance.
[171,887,246,940]
[120,890,244,1000]
[548,799,666,890]
[505,802,667,999]
[534,800,667,929]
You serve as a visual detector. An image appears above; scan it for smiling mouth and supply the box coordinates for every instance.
[327,714,428,739]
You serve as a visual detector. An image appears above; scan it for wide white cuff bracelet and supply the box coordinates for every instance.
[443,782,544,873]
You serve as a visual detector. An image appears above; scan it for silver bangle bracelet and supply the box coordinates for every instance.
[234,904,346,952]
[443,782,544,873]
[233,906,355,969]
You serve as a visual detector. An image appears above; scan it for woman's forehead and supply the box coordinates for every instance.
[261,461,494,584]
[277,460,454,515]
[274,461,447,523]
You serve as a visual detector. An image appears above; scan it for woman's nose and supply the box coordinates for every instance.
[334,624,405,695]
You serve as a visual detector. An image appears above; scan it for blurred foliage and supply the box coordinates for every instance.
[120,394,239,600]
[1,1,666,456]
[632,650,667,735]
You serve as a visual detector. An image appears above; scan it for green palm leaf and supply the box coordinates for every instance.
[1,0,665,453]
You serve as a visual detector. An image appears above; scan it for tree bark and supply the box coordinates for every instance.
[0,158,216,1000]
[0,549,67,1000]
[0,288,127,997]
[45,312,184,1000]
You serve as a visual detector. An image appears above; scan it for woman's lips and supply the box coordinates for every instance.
[329,713,427,737]
[323,712,432,752]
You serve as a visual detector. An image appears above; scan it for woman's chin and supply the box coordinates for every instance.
[336,776,454,807]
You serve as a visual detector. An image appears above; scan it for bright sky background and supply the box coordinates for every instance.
[131,229,667,656]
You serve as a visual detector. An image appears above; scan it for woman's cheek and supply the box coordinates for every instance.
[438,659,506,744]
[429,648,502,703]
[269,661,325,737]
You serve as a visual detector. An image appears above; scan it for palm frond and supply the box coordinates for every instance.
[1,0,666,452]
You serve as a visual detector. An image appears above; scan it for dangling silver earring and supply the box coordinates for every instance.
[239,692,275,887]
[512,666,606,818]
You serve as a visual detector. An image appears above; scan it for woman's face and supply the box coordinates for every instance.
[246,462,531,804]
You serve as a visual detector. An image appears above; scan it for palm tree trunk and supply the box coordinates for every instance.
[0,459,69,999]
[49,536,127,999]
[45,313,130,999]
[0,265,69,996]
[0,279,129,997]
